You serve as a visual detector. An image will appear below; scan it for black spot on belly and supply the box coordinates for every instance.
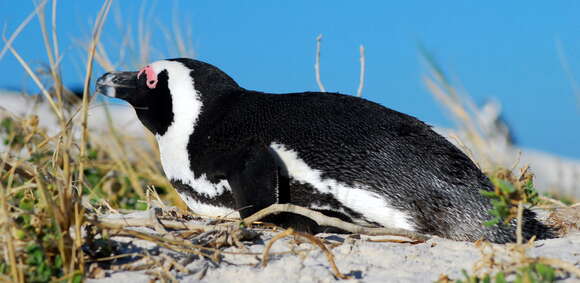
[288,181,380,226]
[172,179,381,228]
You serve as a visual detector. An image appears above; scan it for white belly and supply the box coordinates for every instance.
[179,192,240,219]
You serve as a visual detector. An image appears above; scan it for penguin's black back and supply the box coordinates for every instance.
[188,90,552,243]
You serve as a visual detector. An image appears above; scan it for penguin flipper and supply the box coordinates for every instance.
[223,141,345,233]
[226,142,280,218]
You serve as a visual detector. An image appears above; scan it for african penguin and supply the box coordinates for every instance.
[95,58,553,243]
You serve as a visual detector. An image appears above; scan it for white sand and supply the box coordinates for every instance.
[86,226,580,282]
[84,209,580,282]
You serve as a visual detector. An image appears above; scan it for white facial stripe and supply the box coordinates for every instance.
[151,60,231,203]
[270,142,415,231]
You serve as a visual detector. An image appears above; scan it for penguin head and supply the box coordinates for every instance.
[96,58,240,135]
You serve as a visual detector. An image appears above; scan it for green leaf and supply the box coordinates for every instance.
[479,190,498,198]
[535,263,555,281]
[19,198,34,211]
[72,273,83,283]
[55,255,62,269]
[135,201,148,211]
[0,262,7,274]
[484,217,500,227]
[88,148,99,160]
[1,118,13,132]
[495,272,507,283]
[14,229,26,240]
[461,269,470,280]
[21,214,31,227]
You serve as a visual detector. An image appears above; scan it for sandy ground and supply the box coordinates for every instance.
[86,210,580,282]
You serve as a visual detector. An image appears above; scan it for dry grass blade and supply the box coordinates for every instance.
[34,168,67,266]
[314,34,326,92]
[0,165,21,282]
[4,45,64,122]
[136,3,152,66]
[36,0,63,108]
[243,203,430,241]
[1,159,35,180]
[50,0,59,60]
[95,211,232,232]
[96,223,214,259]
[556,39,580,108]
[0,0,48,59]
[539,195,569,208]
[260,228,349,279]
[516,202,524,245]
[75,0,112,277]
[78,0,113,192]
[94,42,116,72]
[536,257,580,278]
[261,228,294,267]
[420,49,498,168]
[357,45,365,97]
[294,231,350,279]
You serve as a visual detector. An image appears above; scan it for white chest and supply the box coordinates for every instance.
[152,60,233,216]
[157,133,234,214]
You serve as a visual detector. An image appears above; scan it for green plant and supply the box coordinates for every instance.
[515,263,556,283]
[454,269,494,283]
[452,263,556,283]
[480,167,540,244]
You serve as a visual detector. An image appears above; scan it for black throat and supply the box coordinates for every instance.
[134,70,174,136]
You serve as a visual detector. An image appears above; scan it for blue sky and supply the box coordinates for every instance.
[2,1,580,159]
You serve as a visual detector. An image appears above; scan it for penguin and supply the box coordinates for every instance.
[95,58,553,243]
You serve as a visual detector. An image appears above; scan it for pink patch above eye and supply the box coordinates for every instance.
[137,65,158,89]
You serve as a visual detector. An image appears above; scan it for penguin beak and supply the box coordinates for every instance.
[95,71,138,101]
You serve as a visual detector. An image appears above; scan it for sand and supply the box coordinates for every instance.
[86,210,580,282]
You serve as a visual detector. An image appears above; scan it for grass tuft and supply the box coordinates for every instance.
[0,1,188,281]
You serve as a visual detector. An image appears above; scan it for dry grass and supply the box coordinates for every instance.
[0,1,193,281]
[421,48,500,169]
[0,0,115,280]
